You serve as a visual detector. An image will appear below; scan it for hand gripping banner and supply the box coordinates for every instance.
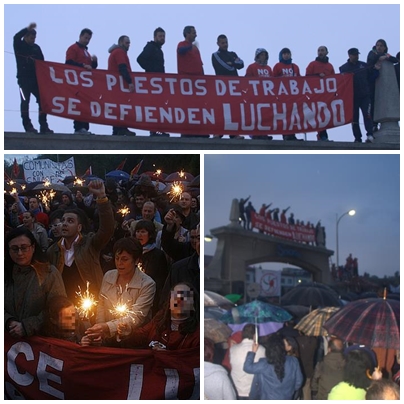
[36,60,354,136]
[4,333,200,400]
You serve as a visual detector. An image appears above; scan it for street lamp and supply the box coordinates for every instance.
[336,210,356,269]
[204,235,213,242]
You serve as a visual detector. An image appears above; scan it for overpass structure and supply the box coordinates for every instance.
[205,199,334,295]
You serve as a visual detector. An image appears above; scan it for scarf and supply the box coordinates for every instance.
[142,242,156,254]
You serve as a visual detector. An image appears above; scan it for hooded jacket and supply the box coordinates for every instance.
[204,361,237,400]
[108,44,132,84]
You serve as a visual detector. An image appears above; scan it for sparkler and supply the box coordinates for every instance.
[154,169,162,176]
[74,177,84,186]
[117,205,130,217]
[44,179,51,187]
[75,281,98,320]
[39,189,56,210]
[21,185,26,190]
[168,181,183,202]
[137,262,144,273]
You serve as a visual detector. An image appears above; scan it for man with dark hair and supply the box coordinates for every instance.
[13,22,53,134]
[66,28,98,135]
[108,35,136,136]
[311,338,345,400]
[47,180,115,301]
[177,26,203,76]
[339,48,375,143]
[212,34,244,76]
[229,323,265,399]
[306,46,335,141]
[137,27,169,138]
[365,379,400,400]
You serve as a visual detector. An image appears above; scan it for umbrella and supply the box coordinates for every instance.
[224,294,242,304]
[141,171,167,182]
[323,298,400,349]
[204,306,227,320]
[204,318,233,344]
[281,282,342,308]
[282,305,311,320]
[220,300,292,324]
[295,307,340,336]
[188,175,200,188]
[105,170,130,182]
[33,183,71,193]
[227,322,284,337]
[165,171,194,182]
[204,291,235,310]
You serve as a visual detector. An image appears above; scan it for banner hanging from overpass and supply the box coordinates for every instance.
[35,60,353,136]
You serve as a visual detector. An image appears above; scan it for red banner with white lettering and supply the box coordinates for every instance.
[35,60,353,136]
[252,212,315,243]
[4,334,199,400]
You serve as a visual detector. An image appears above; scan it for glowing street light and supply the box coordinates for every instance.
[336,210,356,269]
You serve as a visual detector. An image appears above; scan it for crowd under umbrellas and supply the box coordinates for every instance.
[204,282,400,400]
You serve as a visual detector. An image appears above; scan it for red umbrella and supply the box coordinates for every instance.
[323,298,399,349]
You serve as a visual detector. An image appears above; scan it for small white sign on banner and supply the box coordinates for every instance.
[23,157,76,183]
[256,268,281,297]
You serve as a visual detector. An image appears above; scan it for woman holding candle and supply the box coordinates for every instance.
[85,237,156,346]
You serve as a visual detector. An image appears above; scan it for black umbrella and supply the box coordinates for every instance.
[281,282,342,308]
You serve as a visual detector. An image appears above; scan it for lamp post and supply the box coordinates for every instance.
[336,210,356,269]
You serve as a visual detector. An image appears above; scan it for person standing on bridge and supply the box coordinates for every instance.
[65,28,98,135]
[305,46,335,141]
[108,35,136,136]
[13,22,53,134]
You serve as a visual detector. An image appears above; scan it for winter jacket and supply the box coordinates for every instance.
[311,352,345,400]
[5,261,67,336]
[328,381,366,400]
[13,27,44,81]
[137,41,165,73]
[47,199,115,296]
[204,361,237,400]
[244,351,303,400]
[306,58,335,76]
[339,60,375,99]
[212,49,244,76]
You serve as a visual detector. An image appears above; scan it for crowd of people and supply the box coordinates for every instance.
[13,22,399,141]
[4,174,200,363]
[205,322,400,400]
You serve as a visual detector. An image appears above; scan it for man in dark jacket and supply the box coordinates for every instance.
[311,338,345,400]
[65,28,98,135]
[339,48,376,143]
[13,23,53,134]
[137,27,169,138]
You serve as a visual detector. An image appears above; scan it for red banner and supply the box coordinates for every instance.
[4,333,199,400]
[35,60,353,136]
[251,212,315,242]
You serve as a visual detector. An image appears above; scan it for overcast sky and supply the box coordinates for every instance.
[4,3,400,140]
[204,154,400,278]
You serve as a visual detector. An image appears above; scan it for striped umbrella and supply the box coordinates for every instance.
[295,307,340,336]
[323,298,400,349]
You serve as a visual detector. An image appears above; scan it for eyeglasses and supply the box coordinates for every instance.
[9,244,33,253]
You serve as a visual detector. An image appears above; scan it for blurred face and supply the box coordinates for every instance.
[22,212,34,228]
[8,235,35,267]
[154,31,165,46]
[50,219,63,237]
[79,32,92,47]
[217,37,228,52]
[186,27,197,43]
[62,195,70,205]
[135,228,150,246]
[376,41,386,54]
[142,202,155,221]
[349,53,359,63]
[317,46,328,58]
[135,195,146,208]
[179,193,191,209]
[170,284,194,315]
[29,198,39,211]
[57,305,77,333]
[115,250,135,278]
[282,51,291,61]
[61,213,82,239]
[24,33,36,45]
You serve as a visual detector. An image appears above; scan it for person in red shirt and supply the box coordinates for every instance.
[177,26,206,138]
[273,48,303,141]
[305,46,335,141]
[66,28,98,135]
[245,48,273,140]
[107,35,136,136]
